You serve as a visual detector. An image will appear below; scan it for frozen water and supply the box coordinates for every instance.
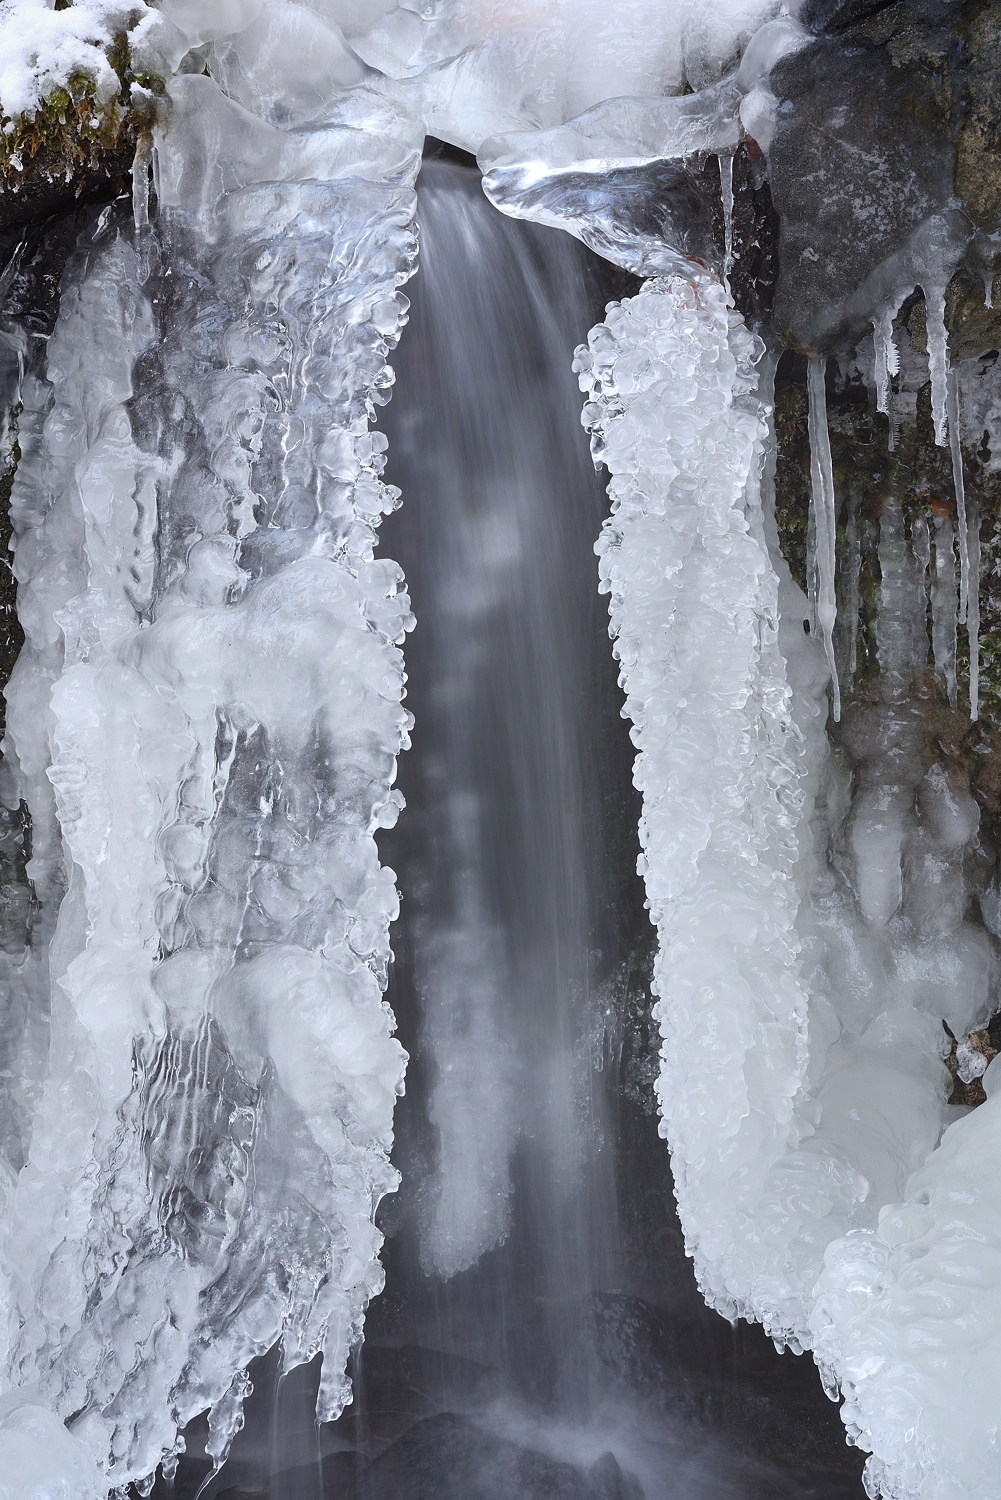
[1,2,1000,1497]
[576,273,1001,1500]
[931,508,959,708]
[806,358,840,722]
[0,8,421,1491]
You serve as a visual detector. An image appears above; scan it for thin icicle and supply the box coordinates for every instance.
[844,492,860,697]
[923,283,950,447]
[132,134,151,231]
[931,508,958,708]
[873,300,902,417]
[807,356,840,721]
[985,273,995,311]
[719,153,735,284]
[968,503,980,721]
[947,367,971,625]
[912,514,931,577]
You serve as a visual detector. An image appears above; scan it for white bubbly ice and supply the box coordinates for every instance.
[0,3,424,1493]
[574,270,1001,1500]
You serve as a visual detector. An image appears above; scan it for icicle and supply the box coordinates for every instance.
[844,492,860,697]
[873,303,902,417]
[912,514,931,578]
[947,367,971,625]
[132,134,151,232]
[719,153,735,285]
[984,273,995,311]
[968,503,980,721]
[931,508,958,708]
[923,283,950,447]
[807,357,841,721]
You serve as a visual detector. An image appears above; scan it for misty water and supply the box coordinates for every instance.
[151,157,866,1500]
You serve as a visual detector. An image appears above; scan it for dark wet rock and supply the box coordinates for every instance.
[769,0,1001,355]
[220,1414,647,1500]
[800,0,962,34]
[695,143,780,330]
[799,0,899,33]
[0,133,137,237]
[768,13,957,353]
[586,1294,866,1486]
[954,1,1001,230]
[362,1417,645,1500]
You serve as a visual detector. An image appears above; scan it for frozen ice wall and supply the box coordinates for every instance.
[0,4,423,1492]
[572,266,1001,1500]
[479,19,1001,1490]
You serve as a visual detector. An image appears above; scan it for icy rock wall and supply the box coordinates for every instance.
[0,5,421,1493]
[575,272,1001,1500]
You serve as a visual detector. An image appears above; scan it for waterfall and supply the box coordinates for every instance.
[378,160,622,1292]
[2,4,1001,1498]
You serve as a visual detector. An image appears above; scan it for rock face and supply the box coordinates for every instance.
[768,1,961,352]
[766,0,1001,354]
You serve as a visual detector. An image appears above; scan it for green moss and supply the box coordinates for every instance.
[0,28,163,208]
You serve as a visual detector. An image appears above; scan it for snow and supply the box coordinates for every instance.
[0,1,161,122]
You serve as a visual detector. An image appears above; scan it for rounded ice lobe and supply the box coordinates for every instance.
[0,1406,102,1500]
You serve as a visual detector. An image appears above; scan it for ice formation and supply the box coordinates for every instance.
[0,4,421,1493]
[1,1,1000,1497]
[570,264,1001,1500]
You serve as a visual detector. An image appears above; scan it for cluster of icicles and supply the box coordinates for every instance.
[810,286,985,727]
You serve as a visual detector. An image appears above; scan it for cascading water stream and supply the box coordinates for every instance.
[185,155,866,1500]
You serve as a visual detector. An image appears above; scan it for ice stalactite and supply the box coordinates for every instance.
[0,18,420,1495]
[946,369,972,629]
[574,273,834,1338]
[923,283,951,450]
[806,358,840,722]
[718,153,734,284]
[845,292,985,726]
[931,507,959,708]
[968,506,980,721]
[872,303,901,420]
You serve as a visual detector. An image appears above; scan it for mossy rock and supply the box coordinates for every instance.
[0,33,163,234]
[955,0,1001,231]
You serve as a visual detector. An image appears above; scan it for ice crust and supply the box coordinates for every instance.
[0,4,421,1492]
[575,273,1001,1500]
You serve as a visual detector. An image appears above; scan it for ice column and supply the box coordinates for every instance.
[0,55,419,1500]
[575,275,838,1337]
[807,357,841,721]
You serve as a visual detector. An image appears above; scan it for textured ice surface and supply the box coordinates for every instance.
[576,274,1001,1499]
[0,6,420,1491]
[403,0,787,154]
[1,2,999,1496]
[477,19,806,277]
